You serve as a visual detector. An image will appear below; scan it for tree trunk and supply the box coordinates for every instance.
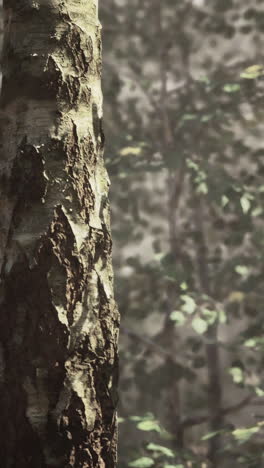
[0,1,119,467]
[194,199,223,466]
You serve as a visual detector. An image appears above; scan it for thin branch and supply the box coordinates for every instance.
[122,68,160,114]
[181,395,253,429]
[121,325,195,378]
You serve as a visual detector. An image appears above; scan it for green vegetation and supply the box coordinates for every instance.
[101,1,264,467]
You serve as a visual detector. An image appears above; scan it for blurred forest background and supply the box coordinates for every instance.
[1,1,264,467]
[100,1,264,467]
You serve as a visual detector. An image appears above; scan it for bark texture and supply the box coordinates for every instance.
[0,1,119,467]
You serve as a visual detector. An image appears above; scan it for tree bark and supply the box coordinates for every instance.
[0,1,119,467]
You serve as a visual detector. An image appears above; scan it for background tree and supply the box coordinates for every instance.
[0,1,119,467]
[100,1,264,467]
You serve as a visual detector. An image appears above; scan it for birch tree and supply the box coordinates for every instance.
[0,1,119,467]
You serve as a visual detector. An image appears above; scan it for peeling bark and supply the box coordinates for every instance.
[0,1,119,467]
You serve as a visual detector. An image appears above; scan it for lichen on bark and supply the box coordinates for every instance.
[0,1,119,467]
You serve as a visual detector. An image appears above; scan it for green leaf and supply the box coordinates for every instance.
[198,75,210,84]
[221,195,229,207]
[137,420,161,433]
[146,443,174,458]
[235,265,249,277]
[159,427,174,441]
[129,416,142,421]
[240,195,251,214]
[164,465,184,468]
[182,113,197,121]
[192,317,208,334]
[229,367,244,384]
[252,207,263,217]
[223,83,241,93]
[197,182,208,194]
[232,426,259,444]
[240,65,264,79]
[118,417,125,423]
[129,457,154,468]
[120,146,142,157]
[201,114,213,123]
[181,295,196,314]
[202,308,218,325]
[218,309,227,324]
[170,310,185,326]
[201,430,222,441]
[186,159,199,171]
[244,338,257,348]
[255,387,264,397]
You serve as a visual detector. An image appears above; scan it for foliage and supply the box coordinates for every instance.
[101,0,264,467]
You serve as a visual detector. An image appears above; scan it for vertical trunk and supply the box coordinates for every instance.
[194,199,223,467]
[206,324,223,466]
[0,1,119,467]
